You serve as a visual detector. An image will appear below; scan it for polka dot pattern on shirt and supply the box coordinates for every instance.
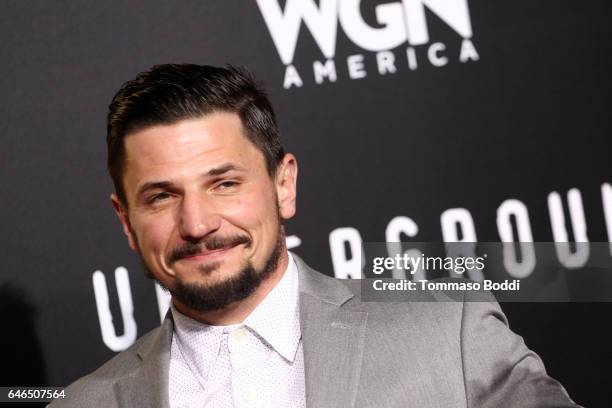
[168,254,305,408]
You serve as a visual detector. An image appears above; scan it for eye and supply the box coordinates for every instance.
[148,192,172,203]
[216,180,239,191]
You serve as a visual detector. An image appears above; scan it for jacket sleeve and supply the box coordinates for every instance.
[460,291,582,408]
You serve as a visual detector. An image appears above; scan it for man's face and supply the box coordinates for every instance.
[111,112,297,311]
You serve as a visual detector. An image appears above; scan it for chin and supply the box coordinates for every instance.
[185,260,244,280]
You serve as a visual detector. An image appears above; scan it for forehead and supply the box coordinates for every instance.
[122,112,265,187]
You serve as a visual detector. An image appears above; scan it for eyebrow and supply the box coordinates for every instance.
[135,181,174,201]
[206,163,246,177]
[135,163,247,199]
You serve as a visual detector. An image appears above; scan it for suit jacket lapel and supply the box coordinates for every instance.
[294,254,368,408]
[115,313,173,408]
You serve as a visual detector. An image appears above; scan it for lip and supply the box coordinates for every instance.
[177,243,240,263]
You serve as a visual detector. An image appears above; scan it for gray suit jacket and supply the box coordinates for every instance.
[50,254,580,407]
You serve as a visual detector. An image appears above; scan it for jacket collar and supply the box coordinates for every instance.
[115,313,173,408]
[293,253,368,408]
[293,252,355,306]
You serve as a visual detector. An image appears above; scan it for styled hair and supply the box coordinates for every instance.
[107,64,285,204]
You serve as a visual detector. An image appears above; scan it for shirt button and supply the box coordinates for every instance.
[243,387,257,402]
[232,327,246,343]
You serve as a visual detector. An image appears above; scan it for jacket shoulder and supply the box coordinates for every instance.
[48,326,164,408]
[302,266,466,335]
[293,252,466,327]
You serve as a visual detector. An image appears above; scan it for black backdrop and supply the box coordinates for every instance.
[2,1,611,406]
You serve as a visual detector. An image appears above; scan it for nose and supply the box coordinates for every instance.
[178,194,221,241]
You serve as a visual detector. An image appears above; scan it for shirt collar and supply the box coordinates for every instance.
[171,252,302,372]
[172,300,236,383]
[243,252,301,363]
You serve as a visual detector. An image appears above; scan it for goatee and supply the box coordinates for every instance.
[143,229,284,313]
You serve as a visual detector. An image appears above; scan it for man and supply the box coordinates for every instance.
[51,64,580,407]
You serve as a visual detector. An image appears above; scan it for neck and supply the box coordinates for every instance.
[172,250,290,326]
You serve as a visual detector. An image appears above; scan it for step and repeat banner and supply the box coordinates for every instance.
[2,1,610,406]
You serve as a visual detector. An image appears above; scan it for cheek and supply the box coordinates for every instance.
[132,213,175,257]
[222,190,277,228]
[218,191,279,254]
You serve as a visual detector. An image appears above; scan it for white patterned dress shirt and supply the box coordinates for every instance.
[168,253,305,408]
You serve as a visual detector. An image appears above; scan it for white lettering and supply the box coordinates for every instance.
[286,235,302,249]
[256,0,338,64]
[339,0,406,51]
[602,183,612,255]
[376,51,397,75]
[347,54,367,79]
[313,59,338,84]
[406,46,418,70]
[548,189,589,268]
[440,208,483,281]
[329,227,363,278]
[283,64,303,89]
[402,0,473,45]
[385,216,425,280]
[459,38,479,62]
[427,42,448,67]
[496,199,536,278]
[92,267,137,352]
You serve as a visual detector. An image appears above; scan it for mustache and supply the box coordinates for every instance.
[167,234,251,265]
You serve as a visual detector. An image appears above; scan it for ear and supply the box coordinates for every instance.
[111,194,139,251]
[275,153,298,220]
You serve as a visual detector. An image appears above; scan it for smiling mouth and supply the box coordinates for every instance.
[177,243,241,263]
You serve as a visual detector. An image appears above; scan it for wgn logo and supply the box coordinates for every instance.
[257,0,480,89]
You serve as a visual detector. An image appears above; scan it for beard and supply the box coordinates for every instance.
[141,221,285,313]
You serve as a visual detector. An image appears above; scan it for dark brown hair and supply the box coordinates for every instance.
[107,64,285,204]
